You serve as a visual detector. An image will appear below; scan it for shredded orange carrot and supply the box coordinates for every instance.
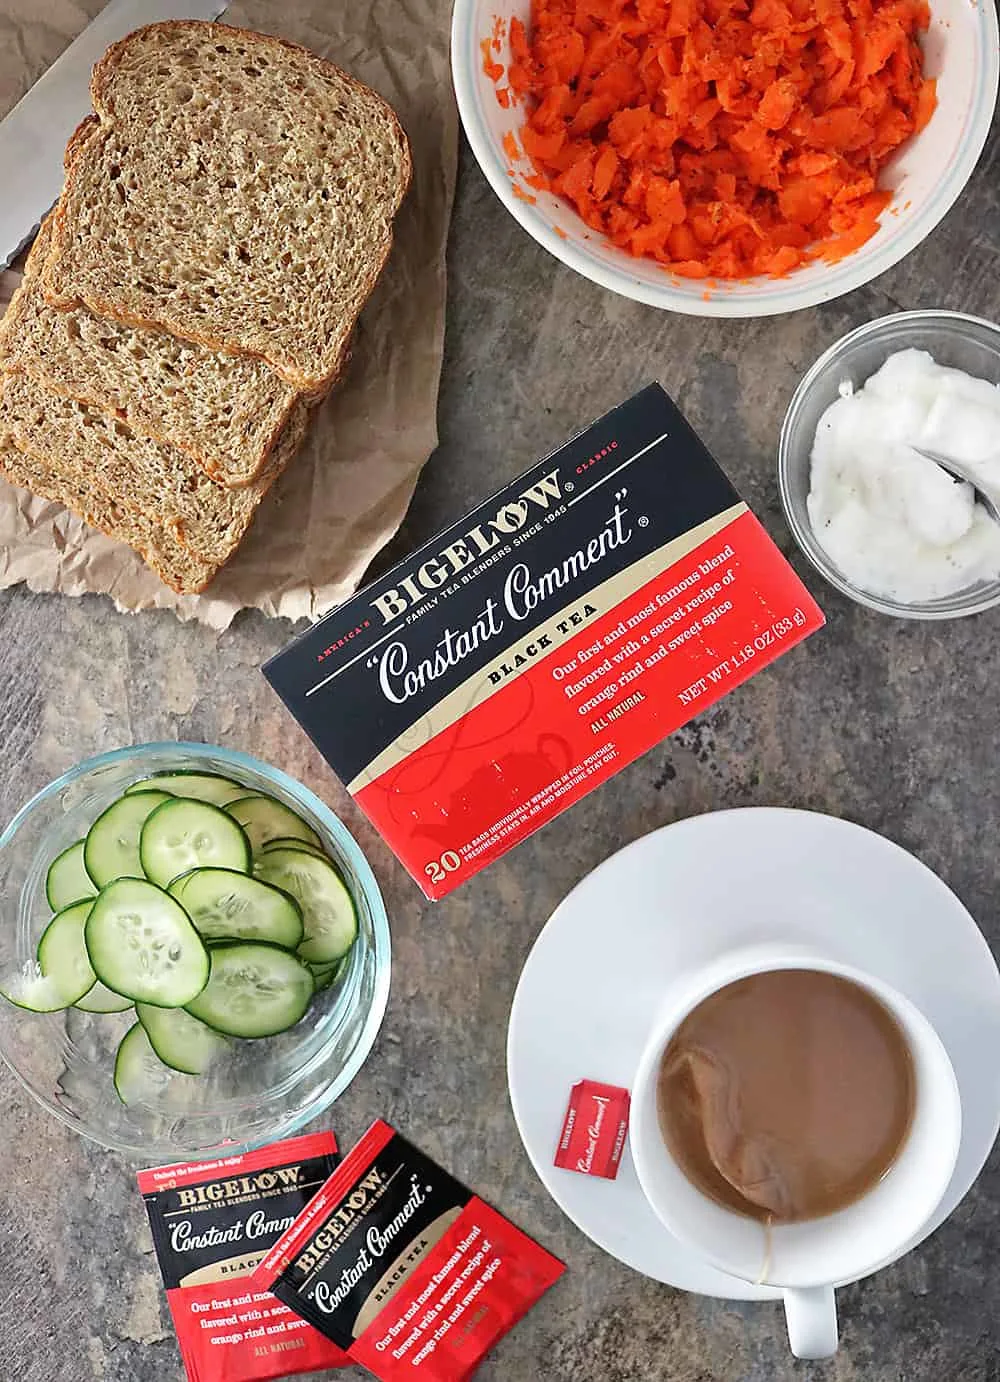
[481,37,504,84]
[498,0,936,278]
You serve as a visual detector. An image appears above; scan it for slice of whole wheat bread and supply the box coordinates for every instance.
[1,215,301,488]
[43,21,412,390]
[0,443,218,593]
[0,372,310,565]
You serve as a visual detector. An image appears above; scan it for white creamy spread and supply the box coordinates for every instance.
[806,348,1000,602]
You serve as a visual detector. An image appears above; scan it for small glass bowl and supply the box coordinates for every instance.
[0,742,390,1161]
[778,311,1000,619]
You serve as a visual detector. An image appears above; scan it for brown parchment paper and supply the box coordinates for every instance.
[0,0,457,628]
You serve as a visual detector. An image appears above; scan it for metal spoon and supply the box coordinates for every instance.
[912,446,1000,524]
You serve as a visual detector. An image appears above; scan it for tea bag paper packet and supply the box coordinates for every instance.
[138,1132,351,1381]
[251,1120,564,1381]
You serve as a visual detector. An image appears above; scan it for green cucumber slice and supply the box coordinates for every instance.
[125,772,246,805]
[114,1022,173,1105]
[226,794,323,855]
[137,1002,228,1074]
[167,868,303,948]
[85,878,210,1007]
[1,968,82,1013]
[253,849,358,964]
[309,953,350,993]
[75,981,134,1013]
[186,942,314,1038]
[83,791,172,888]
[45,840,97,911]
[0,900,96,1013]
[139,799,251,888]
[259,836,329,861]
[36,899,97,1005]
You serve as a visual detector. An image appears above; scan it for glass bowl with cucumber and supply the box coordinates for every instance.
[0,742,390,1160]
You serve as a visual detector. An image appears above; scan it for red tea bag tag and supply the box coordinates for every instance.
[554,1080,630,1180]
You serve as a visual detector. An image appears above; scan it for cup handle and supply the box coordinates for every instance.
[783,1285,838,1359]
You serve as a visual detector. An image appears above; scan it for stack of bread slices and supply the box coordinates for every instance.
[0,21,411,594]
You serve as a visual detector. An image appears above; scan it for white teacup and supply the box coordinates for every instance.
[630,945,962,1359]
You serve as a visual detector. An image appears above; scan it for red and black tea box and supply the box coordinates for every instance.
[265,384,824,898]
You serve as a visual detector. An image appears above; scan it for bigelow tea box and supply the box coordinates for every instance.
[265,385,824,899]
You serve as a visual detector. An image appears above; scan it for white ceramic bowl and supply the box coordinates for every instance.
[451,0,999,317]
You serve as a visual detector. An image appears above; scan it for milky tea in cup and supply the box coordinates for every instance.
[656,969,916,1225]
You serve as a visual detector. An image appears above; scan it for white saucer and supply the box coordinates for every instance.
[507,808,1000,1299]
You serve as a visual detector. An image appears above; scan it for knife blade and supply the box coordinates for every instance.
[0,0,229,269]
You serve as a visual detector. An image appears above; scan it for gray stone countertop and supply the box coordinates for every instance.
[2,113,1000,1382]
